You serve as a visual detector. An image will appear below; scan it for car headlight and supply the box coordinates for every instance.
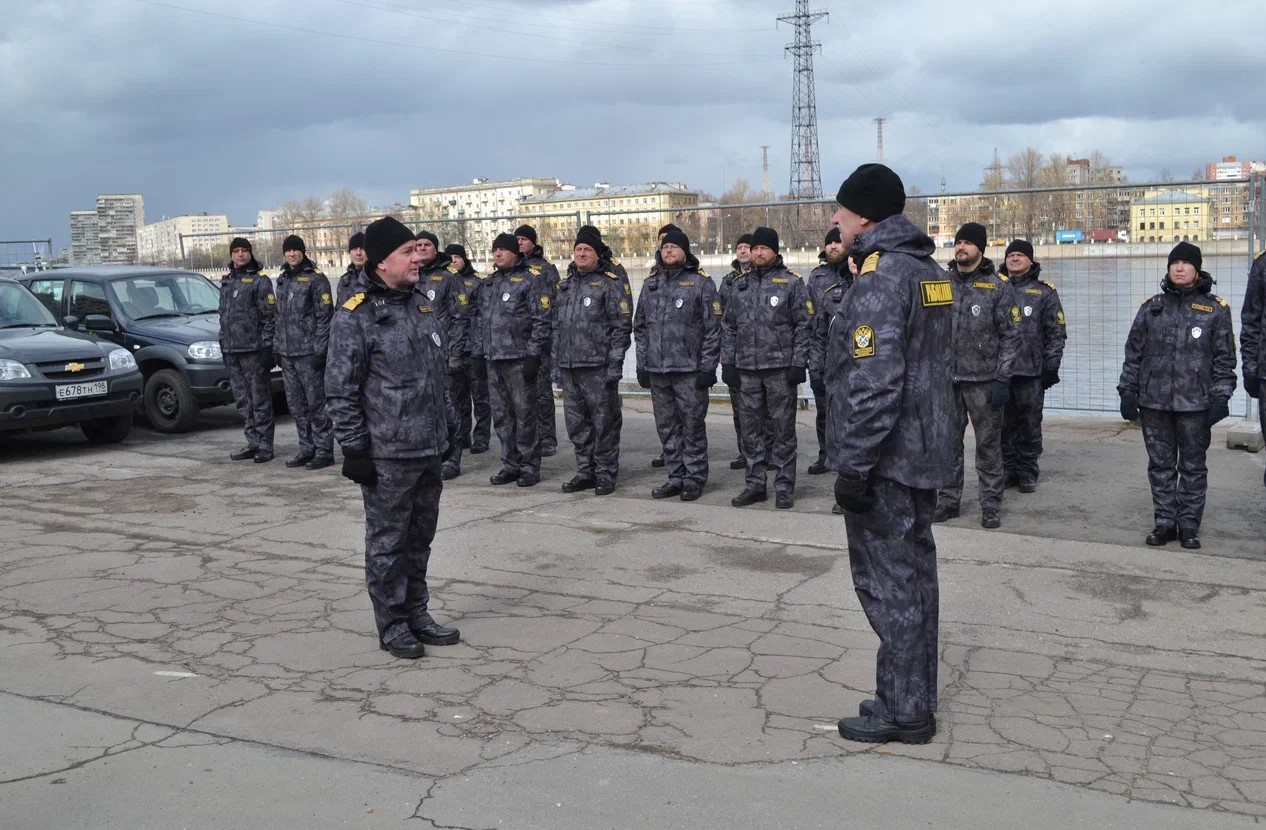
[108,349,137,371]
[0,358,32,380]
[188,341,222,360]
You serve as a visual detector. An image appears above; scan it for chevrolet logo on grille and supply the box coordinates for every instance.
[64,362,85,373]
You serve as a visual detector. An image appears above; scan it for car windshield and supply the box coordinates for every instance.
[0,281,59,328]
[108,273,221,320]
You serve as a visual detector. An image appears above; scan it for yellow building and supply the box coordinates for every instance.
[518,183,700,257]
[1129,190,1212,244]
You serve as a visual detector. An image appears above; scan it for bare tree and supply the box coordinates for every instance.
[1006,148,1045,237]
[1160,168,1175,183]
[328,187,368,221]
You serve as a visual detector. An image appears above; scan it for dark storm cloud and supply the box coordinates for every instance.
[1,0,1261,251]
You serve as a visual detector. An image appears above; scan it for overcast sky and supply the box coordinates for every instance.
[3,0,1263,251]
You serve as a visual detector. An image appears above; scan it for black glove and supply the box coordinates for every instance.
[810,376,826,398]
[636,368,650,389]
[341,448,377,486]
[1040,369,1060,389]
[1120,392,1139,422]
[522,356,540,382]
[786,365,807,387]
[834,472,875,514]
[695,370,716,390]
[1245,375,1260,399]
[988,379,1010,408]
[721,363,740,388]
[261,346,275,370]
[1207,398,1230,427]
[470,356,487,380]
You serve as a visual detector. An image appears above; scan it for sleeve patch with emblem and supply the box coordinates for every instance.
[539,295,551,310]
[619,300,631,314]
[1056,309,1066,325]
[712,299,722,316]
[320,292,332,305]
[920,281,953,306]
[860,252,880,275]
[457,293,469,306]
[805,299,816,315]
[1009,305,1021,324]
[266,293,276,305]
[852,325,876,358]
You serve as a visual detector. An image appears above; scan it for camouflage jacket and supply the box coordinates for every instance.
[335,265,363,308]
[718,259,752,311]
[720,256,814,371]
[452,261,484,355]
[998,262,1066,378]
[419,254,471,358]
[1239,250,1266,380]
[523,248,561,292]
[470,256,552,361]
[1119,273,1237,412]
[553,261,633,379]
[946,256,1021,383]
[808,270,853,380]
[830,215,955,490]
[274,259,333,358]
[217,262,276,353]
[325,273,453,459]
[633,252,722,374]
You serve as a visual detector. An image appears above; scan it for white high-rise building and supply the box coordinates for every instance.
[69,210,100,265]
[96,193,144,264]
[137,214,230,265]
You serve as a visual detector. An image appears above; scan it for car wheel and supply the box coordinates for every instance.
[81,414,132,444]
[144,368,200,433]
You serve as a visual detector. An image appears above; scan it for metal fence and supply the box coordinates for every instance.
[172,177,1264,417]
[0,238,54,273]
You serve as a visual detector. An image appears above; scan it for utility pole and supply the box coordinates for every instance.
[760,145,771,197]
[778,1,828,199]
[872,117,887,163]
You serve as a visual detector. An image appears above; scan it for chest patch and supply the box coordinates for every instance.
[431,332,442,347]
[770,296,780,308]
[771,277,789,284]
[971,304,981,317]
[1191,303,1214,313]
[1191,326,1203,339]
[1024,288,1043,296]
[674,298,684,309]
[583,297,592,307]
[972,281,996,290]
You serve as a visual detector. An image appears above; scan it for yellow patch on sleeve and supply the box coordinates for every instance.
[920,281,953,306]
[320,292,332,305]
[712,299,722,316]
[860,252,880,275]
[342,292,366,311]
[1010,305,1021,324]
[1056,309,1066,326]
[624,283,632,296]
[805,299,816,316]
[266,293,276,305]
[619,300,631,314]
[852,325,875,359]
[528,265,542,276]
[539,295,551,310]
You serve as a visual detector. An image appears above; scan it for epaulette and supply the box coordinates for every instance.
[446,265,458,274]
[1256,249,1265,261]
[1141,295,1157,307]
[860,252,880,275]
[1216,296,1229,308]
[528,265,542,276]
[342,292,366,312]
[1043,280,1056,290]
[610,258,622,266]
[604,271,619,280]
[998,274,1009,282]
[697,267,709,277]
[313,269,323,276]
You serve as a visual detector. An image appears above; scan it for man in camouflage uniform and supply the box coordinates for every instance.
[553,226,633,495]
[811,240,857,514]
[1239,248,1266,491]
[325,216,460,660]
[807,227,851,476]
[516,224,562,457]
[219,237,276,463]
[720,226,814,510]
[1120,242,1236,551]
[998,240,1067,492]
[576,226,632,457]
[336,232,366,307]
[829,163,954,745]
[633,229,721,501]
[720,233,755,470]
[471,233,552,486]
[416,230,469,480]
[275,234,335,470]
[647,223,685,470]
[445,243,491,454]
[933,222,1021,529]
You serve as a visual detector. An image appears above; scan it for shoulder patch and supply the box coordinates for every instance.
[805,299,816,316]
[998,274,1009,282]
[1010,305,1021,324]
[342,292,366,312]
[697,267,709,278]
[539,295,551,310]
[266,292,276,305]
[320,291,332,305]
[1256,249,1265,261]
[711,299,722,317]
[1043,280,1056,290]
[1216,296,1229,308]
[1056,309,1066,326]
[860,252,880,275]
[852,325,876,359]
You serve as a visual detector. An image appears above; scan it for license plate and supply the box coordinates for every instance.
[55,381,108,401]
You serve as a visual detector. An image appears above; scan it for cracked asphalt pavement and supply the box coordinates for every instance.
[2,399,1265,828]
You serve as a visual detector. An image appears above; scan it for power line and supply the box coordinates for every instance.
[441,0,774,34]
[779,1,827,199]
[134,0,777,68]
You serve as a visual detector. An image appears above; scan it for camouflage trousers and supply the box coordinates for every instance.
[279,354,332,458]
[1002,377,1045,484]
[1139,407,1211,531]
[535,345,557,452]
[560,367,621,485]
[488,358,541,478]
[844,476,940,723]
[738,369,797,495]
[939,380,1004,512]
[362,456,442,644]
[449,357,491,451]
[727,382,744,457]
[224,350,274,452]
[649,371,710,488]
[810,374,828,464]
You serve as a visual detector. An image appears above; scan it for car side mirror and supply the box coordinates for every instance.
[62,315,81,331]
[84,314,116,332]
